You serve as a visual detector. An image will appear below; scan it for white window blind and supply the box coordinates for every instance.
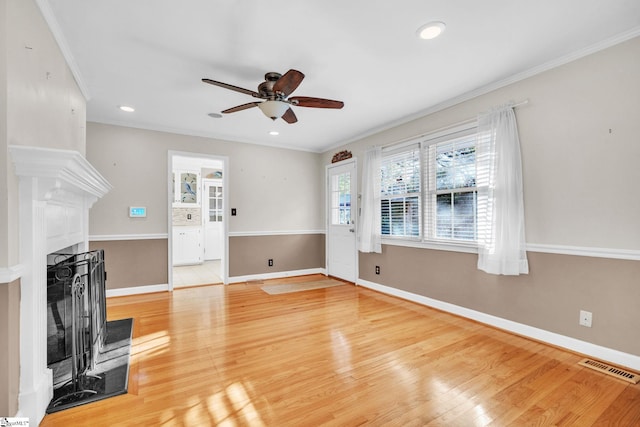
[381,145,420,237]
[424,134,478,242]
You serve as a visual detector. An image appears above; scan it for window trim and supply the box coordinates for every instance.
[379,122,480,253]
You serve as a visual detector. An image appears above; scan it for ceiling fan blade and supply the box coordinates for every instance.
[273,69,305,97]
[221,102,260,114]
[281,108,298,124]
[289,96,344,109]
[202,78,260,98]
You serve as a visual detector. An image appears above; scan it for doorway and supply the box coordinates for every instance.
[168,151,228,289]
[326,159,357,282]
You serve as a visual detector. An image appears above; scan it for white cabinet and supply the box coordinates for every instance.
[172,227,203,266]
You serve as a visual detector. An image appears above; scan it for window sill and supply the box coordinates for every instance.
[381,237,478,254]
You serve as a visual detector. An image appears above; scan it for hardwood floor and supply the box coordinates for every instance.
[40,274,640,426]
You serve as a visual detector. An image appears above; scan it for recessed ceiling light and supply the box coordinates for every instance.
[119,105,135,112]
[417,21,446,40]
[269,131,279,136]
[208,112,223,118]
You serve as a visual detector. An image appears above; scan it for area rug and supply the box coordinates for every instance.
[261,278,346,295]
[46,317,133,413]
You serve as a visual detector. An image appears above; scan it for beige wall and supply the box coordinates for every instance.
[323,36,640,250]
[360,247,640,356]
[87,123,324,236]
[0,280,20,417]
[324,36,640,359]
[89,240,168,289]
[86,123,326,288]
[229,234,325,277]
[0,0,8,268]
[1,0,87,268]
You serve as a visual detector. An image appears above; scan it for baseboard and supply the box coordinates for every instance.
[105,268,329,295]
[356,278,640,372]
[229,268,327,284]
[106,283,169,297]
[90,233,168,241]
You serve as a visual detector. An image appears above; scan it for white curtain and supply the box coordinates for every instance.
[476,104,529,275]
[358,146,382,253]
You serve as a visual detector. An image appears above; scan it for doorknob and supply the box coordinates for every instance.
[349,228,355,233]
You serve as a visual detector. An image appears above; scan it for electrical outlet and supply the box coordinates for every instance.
[375,265,380,275]
[579,310,592,327]
[268,259,273,267]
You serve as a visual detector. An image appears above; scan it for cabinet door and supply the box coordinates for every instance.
[173,227,202,266]
[172,170,201,207]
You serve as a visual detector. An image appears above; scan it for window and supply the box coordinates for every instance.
[380,125,478,245]
[208,184,223,222]
[380,146,420,237]
[426,135,477,241]
[330,171,352,225]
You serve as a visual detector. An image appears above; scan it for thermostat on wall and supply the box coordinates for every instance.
[129,206,147,218]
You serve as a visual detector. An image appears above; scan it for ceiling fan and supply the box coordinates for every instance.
[202,69,344,124]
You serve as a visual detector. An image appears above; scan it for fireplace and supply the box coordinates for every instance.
[9,146,111,425]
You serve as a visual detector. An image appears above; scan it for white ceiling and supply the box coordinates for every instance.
[42,0,640,152]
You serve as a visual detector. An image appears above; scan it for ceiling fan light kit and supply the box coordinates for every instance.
[202,69,344,124]
[258,100,290,120]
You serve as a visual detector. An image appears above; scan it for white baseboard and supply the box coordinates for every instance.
[357,278,640,372]
[105,268,329,296]
[106,283,169,297]
[229,268,327,284]
[90,233,168,241]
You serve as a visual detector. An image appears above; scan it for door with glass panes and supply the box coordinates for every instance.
[204,180,223,260]
[327,160,357,282]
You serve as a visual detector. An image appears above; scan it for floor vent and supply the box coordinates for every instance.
[578,358,640,384]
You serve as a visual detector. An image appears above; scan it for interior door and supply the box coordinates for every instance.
[204,180,223,260]
[327,160,357,282]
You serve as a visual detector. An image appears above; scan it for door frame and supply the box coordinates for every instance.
[325,158,358,282]
[168,150,229,290]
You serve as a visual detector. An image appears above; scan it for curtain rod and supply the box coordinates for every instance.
[381,99,529,150]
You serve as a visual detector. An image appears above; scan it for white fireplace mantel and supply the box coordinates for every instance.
[10,145,111,202]
[9,145,111,425]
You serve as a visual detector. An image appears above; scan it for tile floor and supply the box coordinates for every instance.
[173,259,222,288]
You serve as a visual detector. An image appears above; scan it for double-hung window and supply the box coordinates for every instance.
[380,125,479,246]
[380,145,421,237]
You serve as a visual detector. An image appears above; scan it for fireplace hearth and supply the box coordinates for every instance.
[44,249,133,413]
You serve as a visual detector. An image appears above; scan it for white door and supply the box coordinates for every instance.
[327,160,357,282]
[203,180,223,260]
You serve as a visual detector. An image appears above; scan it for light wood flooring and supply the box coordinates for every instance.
[41,274,640,426]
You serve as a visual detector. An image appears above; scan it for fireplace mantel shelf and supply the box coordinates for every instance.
[9,145,112,200]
